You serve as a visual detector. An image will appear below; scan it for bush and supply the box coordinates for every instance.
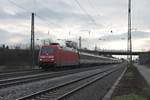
[0,49,39,66]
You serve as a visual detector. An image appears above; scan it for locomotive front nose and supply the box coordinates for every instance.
[39,46,56,62]
[48,55,55,61]
[39,55,55,62]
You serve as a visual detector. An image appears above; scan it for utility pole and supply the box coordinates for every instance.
[31,13,35,68]
[88,31,91,36]
[79,36,81,49]
[128,0,132,66]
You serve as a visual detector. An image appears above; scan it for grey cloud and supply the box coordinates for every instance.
[0,0,149,50]
[35,6,104,29]
[0,28,29,44]
[0,12,30,20]
[99,31,150,42]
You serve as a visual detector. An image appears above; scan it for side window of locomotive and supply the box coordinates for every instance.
[41,47,54,54]
[66,42,72,48]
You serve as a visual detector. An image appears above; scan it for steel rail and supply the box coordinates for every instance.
[0,65,113,88]
[0,69,41,75]
[0,72,56,88]
[0,69,44,80]
[57,68,119,100]
[16,66,120,100]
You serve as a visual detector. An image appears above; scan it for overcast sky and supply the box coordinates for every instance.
[0,0,150,51]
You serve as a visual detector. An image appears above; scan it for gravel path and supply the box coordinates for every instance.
[135,64,150,85]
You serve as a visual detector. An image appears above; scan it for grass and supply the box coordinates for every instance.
[0,65,32,71]
[112,64,150,100]
[143,85,150,92]
[113,94,148,100]
[124,71,134,78]
[142,85,150,98]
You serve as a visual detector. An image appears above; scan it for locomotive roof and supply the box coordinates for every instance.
[42,43,60,47]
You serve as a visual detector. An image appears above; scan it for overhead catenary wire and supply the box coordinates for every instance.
[87,0,113,33]
[7,0,33,20]
[33,1,62,28]
[31,0,51,27]
[7,0,61,29]
[7,0,53,45]
[8,0,97,28]
[87,0,102,17]
[7,0,31,13]
[35,14,62,28]
[74,0,97,25]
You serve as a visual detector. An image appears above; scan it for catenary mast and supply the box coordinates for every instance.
[128,0,132,65]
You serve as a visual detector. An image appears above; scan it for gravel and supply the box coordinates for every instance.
[0,65,118,100]
[60,66,125,100]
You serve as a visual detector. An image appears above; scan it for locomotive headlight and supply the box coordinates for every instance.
[40,56,46,58]
[51,58,54,61]
[39,59,42,61]
[48,56,54,58]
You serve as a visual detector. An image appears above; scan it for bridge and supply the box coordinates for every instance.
[79,49,149,55]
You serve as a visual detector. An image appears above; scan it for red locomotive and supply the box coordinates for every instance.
[38,41,121,69]
[38,43,79,69]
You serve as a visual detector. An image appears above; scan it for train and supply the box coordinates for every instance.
[38,42,121,69]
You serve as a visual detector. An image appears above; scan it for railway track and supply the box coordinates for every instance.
[0,64,114,89]
[0,69,44,80]
[0,64,114,80]
[0,71,57,88]
[16,66,121,100]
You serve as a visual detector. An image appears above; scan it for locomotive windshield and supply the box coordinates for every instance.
[41,47,54,54]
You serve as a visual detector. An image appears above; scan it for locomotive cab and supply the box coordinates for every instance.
[38,43,59,69]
